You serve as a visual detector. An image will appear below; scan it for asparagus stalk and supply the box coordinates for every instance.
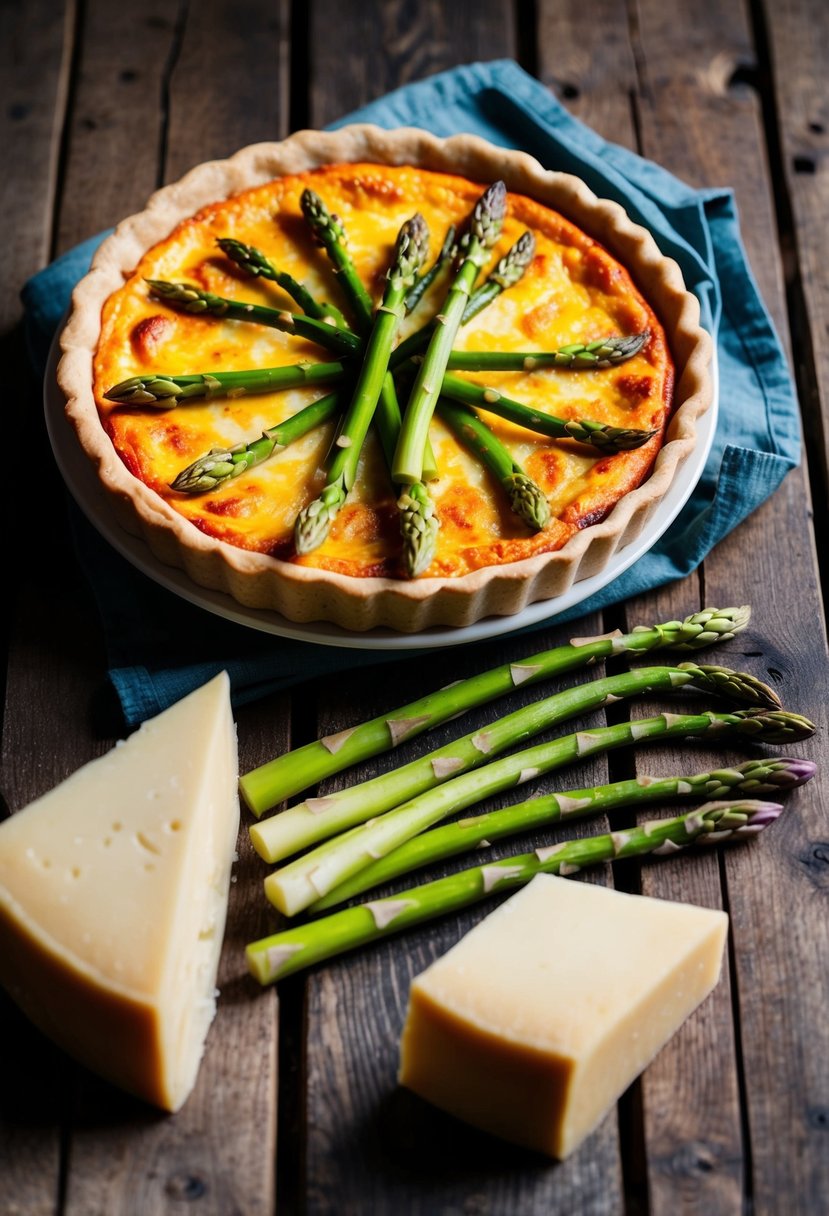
[445,333,649,373]
[104,361,345,407]
[439,372,657,453]
[436,397,550,529]
[264,703,807,916]
[239,605,752,816]
[393,181,508,484]
[311,756,816,909]
[300,187,440,551]
[216,237,348,326]
[294,213,430,554]
[390,230,536,369]
[145,280,361,357]
[404,224,456,314]
[170,391,341,494]
[250,662,783,872]
[248,799,784,983]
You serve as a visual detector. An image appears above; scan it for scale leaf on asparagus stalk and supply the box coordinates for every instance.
[254,676,792,914]
[294,212,430,554]
[248,799,785,984]
[239,605,753,815]
[311,756,816,909]
[393,181,508,485]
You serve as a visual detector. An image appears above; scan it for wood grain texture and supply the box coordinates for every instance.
[761,0,829,567]
[53,0,180,253]
[0,4,79,1209]
[308,0,516,121]
[629,0,829,1210]
[164,0,290,184]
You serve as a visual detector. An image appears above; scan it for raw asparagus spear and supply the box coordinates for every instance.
[216,237,348,326]
[145,280,360,356]
[170,391,341,493]
[294,213,429,554]
[248,799,784,983]
[445,333,649,373]
[439,372,656,453]
[264,703,807,916]
[239,605,752,816]
[105,362,345,406]
[311,756,816,909]
[436,397,550,529]
[393,182,508,484]
[250,662,782,872]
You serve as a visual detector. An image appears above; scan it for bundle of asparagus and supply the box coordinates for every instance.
[105,178,658,576]
[235,605,815,980]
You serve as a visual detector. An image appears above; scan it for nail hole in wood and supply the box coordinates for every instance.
[119,69,138,84]
[560,82,580,100]
[808,121,825,135]
[165,1174,207,1200]
[727,62,758,92]
[793,155,816,174]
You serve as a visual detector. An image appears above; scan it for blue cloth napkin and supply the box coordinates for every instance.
[25,60,800,727]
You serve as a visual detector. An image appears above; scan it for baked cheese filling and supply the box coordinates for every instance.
[94,163,673,579]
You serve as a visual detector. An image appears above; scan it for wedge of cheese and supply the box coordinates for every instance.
[0,672,239,1112]
[399,874,728,1158]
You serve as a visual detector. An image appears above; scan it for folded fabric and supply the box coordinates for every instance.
[24,59,800,728]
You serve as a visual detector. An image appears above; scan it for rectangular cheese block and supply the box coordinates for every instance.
[399,874,728,1158]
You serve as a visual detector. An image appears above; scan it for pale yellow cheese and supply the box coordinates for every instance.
[399,874,728,1159]
[0,672,239,1112]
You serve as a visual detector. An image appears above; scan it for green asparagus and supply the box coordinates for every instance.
[239,605,752,816]
[393,182,508,484]
[248,799,784,983]
[436,397,550,529]
[311,756,816,909]
[104,361,345,406]
[294,213,430,554]
[251,661,782,874]
[216,236,348,326]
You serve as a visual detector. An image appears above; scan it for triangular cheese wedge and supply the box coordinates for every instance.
[0,672,239,1111]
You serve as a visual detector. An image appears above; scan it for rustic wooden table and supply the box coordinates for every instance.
[1,2,827,1213]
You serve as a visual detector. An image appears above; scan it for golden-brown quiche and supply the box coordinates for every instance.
[58,126,712,631]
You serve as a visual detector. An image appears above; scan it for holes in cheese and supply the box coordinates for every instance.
[0,672,239,1112]
[399,874,727,1159]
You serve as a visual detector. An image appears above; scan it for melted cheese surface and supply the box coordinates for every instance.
[94,164,673,578]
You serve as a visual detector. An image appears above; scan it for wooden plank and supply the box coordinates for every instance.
[164,0,290,183]
[0,3,79,1213]
[625,0,829,1210]
[53,0,178,254]
[761,0,829,588]
[308,0,516,121]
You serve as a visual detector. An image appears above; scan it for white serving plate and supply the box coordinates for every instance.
[45,328,718,651]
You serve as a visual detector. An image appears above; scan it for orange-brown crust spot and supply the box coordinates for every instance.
[130,314,173,362]
[520,299,560,342]
[616,373,653,403]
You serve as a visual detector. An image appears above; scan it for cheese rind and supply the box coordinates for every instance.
[398,875,727,1159]
[0,673,239,1112]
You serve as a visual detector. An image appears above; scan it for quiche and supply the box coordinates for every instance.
[59,126,712,631]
